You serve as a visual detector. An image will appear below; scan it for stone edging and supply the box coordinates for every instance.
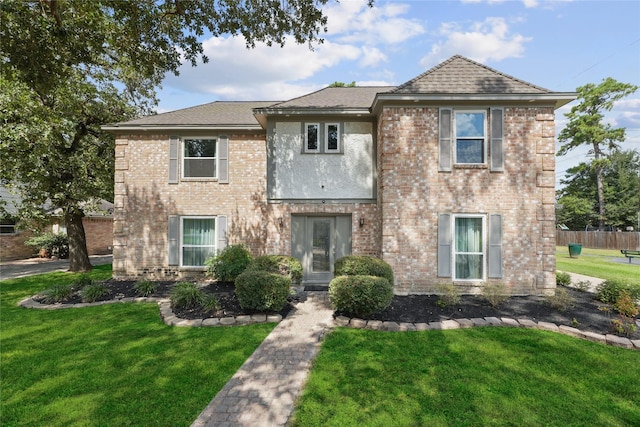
[17,297,282,327]
[334,315,640,351]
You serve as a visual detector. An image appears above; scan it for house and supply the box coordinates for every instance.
[103,55,575,295]
[0,186,114,261]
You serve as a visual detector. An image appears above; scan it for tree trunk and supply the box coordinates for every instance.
[596,167,606,230]
[66,210,92,272]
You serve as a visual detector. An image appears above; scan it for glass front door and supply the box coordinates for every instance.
[311,218,332,273]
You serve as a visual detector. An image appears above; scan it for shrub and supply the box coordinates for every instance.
[40,284,73,304]
[205,244,252,282]
[481,282,510,308]
[170,282,204,310]
[436,283,460,308]
[134,280,157,297]
[80,283,109,303]
[596,280,640,305]
[546,287,575,312]
[73,274,93,289]
[246,255,303,284]
[25,232,69,259]
[334,255,394,285]
[555,271,571,287]
[235,270,291,312]
[329,275,393,318]
[614,290,639,318]
[201,294,220,313]
[573,280,592,293]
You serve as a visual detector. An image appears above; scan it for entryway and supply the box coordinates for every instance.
[291,215,352,284]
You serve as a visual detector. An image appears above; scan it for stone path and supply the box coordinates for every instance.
[190,292,335,427]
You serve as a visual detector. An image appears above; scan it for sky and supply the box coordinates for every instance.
[156,0,640,186]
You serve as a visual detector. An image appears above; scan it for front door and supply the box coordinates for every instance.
[291,215,352,284]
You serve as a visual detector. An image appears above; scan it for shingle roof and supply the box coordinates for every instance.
[266,86,395,110]
[108,101,277,127]
[392,55,550,94]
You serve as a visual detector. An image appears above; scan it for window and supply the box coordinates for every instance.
[454,215,485,280]
[305,124,320,152]
[0,218,16,234]
[325,123,340,152]
[183,138,216,178]
[454,111,486,164]
[181,217,216,267]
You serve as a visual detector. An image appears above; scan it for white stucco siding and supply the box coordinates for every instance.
[272,121,374,199]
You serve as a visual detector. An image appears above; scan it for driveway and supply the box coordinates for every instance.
[0,255,113,281]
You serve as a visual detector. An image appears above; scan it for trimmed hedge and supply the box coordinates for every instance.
[246,255,303,284]
[334,255,394,285]
[205,244,252,282]
[329,275,393,318]
[235,270,291,312]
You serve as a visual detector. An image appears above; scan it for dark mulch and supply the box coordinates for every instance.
[337,287,640,339]
[33,280,639,339]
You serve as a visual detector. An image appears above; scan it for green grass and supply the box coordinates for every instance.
[0,266,275,427]
[555,246,640,285]
[292,328,640,427]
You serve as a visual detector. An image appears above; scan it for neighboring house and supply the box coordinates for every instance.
[103,55,575,295]
[0,186,114,261]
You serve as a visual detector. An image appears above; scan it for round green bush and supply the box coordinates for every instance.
[246,255,303,284]
[555,271,571,287]
[334,255,394,285]
[329,275,393,318]
[205,244,252,282]
[235,270,291,312]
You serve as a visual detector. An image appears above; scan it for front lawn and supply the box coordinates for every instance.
[0,266,274,427]
[555,246,640,285]
[292,328,640,427]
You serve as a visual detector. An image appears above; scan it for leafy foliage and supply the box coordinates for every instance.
[40,284,73,304]
[73,274,94,289]
[596,280,640,305]
[25,232,69,259]
[235,270,291,312]
[328,275,393,318]
[546,287,575,312]
[205,244,252,282]
[481,282,510,308]
[435,283,461,308]
[170,282,204,310]
[134,280,157,297]
[245,255,303,284]
[555,271,572,287]
[80,283,110,303]
[334,255,394,285]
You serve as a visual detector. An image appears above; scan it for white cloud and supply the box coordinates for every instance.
[360,46,388,67]
[420,17,531,67]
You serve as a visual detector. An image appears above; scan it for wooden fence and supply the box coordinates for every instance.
[556,231,640,250]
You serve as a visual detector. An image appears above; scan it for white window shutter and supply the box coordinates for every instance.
[439,108,452,172]
[437,213,452,277]
[490,108,504,172]
[168,216,179,266]
[169,137,179,184]
[216,215,227,252]
[488,214,503,278]
[218,136,229,183]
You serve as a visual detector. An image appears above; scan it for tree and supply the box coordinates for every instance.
[0,0,337,271]
[328,81,357,87]
[557,78,638,230]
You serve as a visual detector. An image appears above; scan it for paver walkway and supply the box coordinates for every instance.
[191,292,335,427]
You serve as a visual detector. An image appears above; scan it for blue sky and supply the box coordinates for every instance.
[156,0,640,184]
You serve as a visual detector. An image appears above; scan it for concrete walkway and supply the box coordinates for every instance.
[0,255,113,281]
[191,292,335,427]
[564,271,606,293]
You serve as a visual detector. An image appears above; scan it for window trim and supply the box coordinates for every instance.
[181,137,218,180]
[179,216,217,268]
[0,218,17,235]
[324,123,340,152]
[453,110,487,166]
[304,123,320,153]
[452,214,486,281]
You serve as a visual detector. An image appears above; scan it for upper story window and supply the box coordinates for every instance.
[0,218,17,234]
[325,123,340,152]
[305,124,320,152]
[183,138,216,178]
[305,122,342,154]
[454,111,486,164]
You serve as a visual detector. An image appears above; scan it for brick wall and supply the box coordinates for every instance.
[378,106,556,296]
[0,229,35,260]
[83,217,113,255]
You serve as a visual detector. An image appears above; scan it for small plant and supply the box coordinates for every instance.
[481,282,510,308]
[205,244,252,282]
[134,280,157,297]
[40,284,73,304]
[25,232,69,259]
[570,317,581,328]
[170,282,204,310]
[436,283,460,308]
[596,280,640,305]
[73,274,94,289]
[201,294,220,313]
[546,287,575,312]
[235,270,291,312]
[329,275,393,318]
[334,255,394,285]
[80,283,109,303]
[611,318,637,337]
[555,271,571,287]
[573,280,592,293]
[246,255,303,284]
[614,290,639,318]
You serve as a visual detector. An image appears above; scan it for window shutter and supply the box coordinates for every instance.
[169,137,179,184]
[439,108,452,172]
[437,213,452,277]
[490,108,504,172]
[168,216,179,266]
[218,136,229,183]
[488,214,503,278]
[216,215,227,252]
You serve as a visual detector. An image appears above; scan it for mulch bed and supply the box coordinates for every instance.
[32,280,639,339]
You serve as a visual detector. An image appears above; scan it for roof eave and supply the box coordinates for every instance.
[101,124,264,133]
